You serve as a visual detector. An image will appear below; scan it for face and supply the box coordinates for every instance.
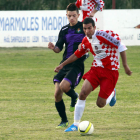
[83,23,96,39]
[66,11,79,26]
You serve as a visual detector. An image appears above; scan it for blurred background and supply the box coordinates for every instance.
[0,0,140,10]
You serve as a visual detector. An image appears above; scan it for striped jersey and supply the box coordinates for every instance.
[74,30,127,70]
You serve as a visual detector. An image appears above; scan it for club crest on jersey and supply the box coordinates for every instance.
[95,46,101,54]
[95,46,98,50]
[77,28,81,33]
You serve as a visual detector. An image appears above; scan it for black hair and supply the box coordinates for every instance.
[66,3,79,14]
[83,17,95,27]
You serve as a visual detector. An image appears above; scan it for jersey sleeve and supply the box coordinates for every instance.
[75,0,80,8]
[55,29,65,51]
[96,30,121,49]
[118,42,127,52]
[94,0,104,11]
[74,37,90,58]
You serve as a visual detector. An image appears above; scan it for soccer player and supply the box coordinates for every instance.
[48,3,88,128]
[54,17,132,132]
[75,0,104,22]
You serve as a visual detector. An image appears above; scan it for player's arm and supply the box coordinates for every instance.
[48,42,60,53]
[54,54,79,72]
[119,43,132,76]
[120,50,132,76]
[54,48,88,73]
[89,9,98,18]
[55,38,89,72]
[48,28,64,53]
[96,30,132,75]
[89,0,104,17]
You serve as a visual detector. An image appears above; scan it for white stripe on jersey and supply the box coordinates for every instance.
[62,27,68,31]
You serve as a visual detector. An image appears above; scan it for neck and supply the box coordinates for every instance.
[70,21,78,26]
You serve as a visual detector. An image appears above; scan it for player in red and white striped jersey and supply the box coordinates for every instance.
[55,18,132,132]
[75,0,104,22]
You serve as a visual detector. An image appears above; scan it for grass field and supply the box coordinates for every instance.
[0,46,140,140]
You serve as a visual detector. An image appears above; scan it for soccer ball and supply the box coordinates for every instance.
[78,121,94,135]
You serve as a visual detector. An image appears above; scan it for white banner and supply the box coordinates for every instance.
[0,10,69,47]
[102,10,140,46]
[0,10,140,47]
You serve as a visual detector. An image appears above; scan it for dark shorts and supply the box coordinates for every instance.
[53,63,84,89]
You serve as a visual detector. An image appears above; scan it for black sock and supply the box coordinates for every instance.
[55,99,68,122]
[65,88,78,99]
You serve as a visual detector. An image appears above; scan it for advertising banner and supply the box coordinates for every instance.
[0,11,69,47]
[0,10,140,47]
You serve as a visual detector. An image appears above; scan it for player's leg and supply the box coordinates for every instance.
[74,79,93,123]
[65,67,99,132]
[65,79,93,132]
[60,79,78,112]
[96,68,119,108]
[53,70,69,128]
[55,82,68,128]
[60,64,84,112]
[96,88,116,108]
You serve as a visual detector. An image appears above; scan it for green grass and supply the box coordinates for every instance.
[0,46,140,140]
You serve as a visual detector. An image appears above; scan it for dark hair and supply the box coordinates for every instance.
[83,18,95,27]
[66,3,79,14]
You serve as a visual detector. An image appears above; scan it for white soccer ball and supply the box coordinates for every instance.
[78,121,94,135]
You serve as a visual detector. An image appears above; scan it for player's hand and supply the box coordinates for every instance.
[124,65,132,76]
[48,42,55,50]
[54,64,63,73]
[78,43,82,51]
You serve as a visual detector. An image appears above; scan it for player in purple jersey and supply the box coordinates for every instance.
[48,3,88,128]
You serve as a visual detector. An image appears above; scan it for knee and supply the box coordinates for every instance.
[54,92,63,102]
[79,90,87,100]
[54,92,59,99]
[59,83,70,93]
[96,101,105,108]
[54,86,63,101]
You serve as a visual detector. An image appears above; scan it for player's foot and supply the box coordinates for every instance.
[109,89,116,107]
[56,121,69,129]
[69,93,78,112]
[64,124,78,132]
